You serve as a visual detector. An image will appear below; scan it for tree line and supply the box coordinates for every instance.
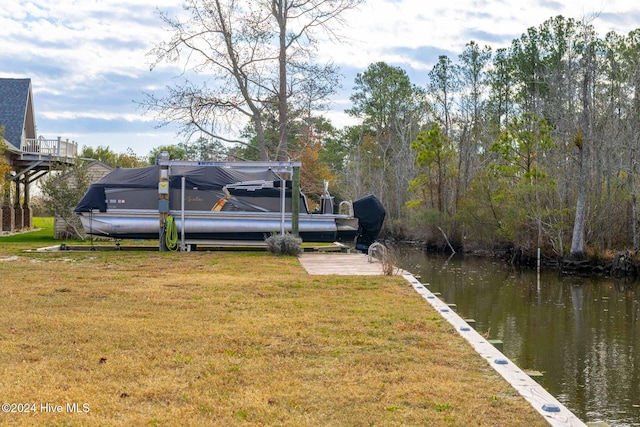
[41,5,640,258]
[331,16,640,259]
[337,16,640,259]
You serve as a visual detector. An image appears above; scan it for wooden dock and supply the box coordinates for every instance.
[298,252,404,275]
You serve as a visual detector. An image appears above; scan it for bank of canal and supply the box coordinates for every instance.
[392,245,640,427]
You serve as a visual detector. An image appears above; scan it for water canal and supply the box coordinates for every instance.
[391,244,640,427]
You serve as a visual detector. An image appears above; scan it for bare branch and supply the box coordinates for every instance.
[143,0,360,160]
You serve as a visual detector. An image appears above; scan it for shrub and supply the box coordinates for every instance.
[265,233,302,256]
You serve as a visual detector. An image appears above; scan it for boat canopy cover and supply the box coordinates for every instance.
[75,164,283,213]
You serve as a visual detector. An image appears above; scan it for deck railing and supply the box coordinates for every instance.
[21,136,78,159]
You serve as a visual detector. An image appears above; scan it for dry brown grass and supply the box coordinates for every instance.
[0,244,546,426]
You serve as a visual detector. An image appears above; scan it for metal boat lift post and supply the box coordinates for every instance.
[157,153,171,251]
[157,160,302,250]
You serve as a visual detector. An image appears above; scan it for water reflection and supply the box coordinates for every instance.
[391,244,640,427]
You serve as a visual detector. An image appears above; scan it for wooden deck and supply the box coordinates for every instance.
[298,253,404,275]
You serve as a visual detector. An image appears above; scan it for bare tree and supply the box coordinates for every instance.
[456,42,491,202]
[570,25,596,258]
[144,0,362,161]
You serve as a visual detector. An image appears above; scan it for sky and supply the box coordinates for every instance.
[1,0,640,157]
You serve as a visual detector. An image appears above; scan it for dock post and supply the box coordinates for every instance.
[158,153,170,251]
[292,165,300,237]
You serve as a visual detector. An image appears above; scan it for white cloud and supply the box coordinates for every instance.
[318,0,640,70]
[40,110,155,122]
[73,131,179,155]
[2,0,640,157]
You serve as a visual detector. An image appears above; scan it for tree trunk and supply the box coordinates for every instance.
[633,193,639,253]
[275,0,289,161]
[630,70,640,253]
[570,143,587,258]
[570,45,592,258]
[254,112,269,161]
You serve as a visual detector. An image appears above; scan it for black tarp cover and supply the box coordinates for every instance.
[75,165,283,213]
[353,195,386,250]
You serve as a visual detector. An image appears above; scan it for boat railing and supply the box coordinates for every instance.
[21,136,78,159]
[339,201,354,217]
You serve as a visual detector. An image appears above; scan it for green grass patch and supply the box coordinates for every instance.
[0,216,59,243]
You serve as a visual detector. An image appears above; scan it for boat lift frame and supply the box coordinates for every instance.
[156,159,302,251]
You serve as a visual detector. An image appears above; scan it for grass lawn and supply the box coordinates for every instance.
[0,217,57,243]
[0,220,546,426]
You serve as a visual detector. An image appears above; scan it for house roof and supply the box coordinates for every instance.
[0,78,34,149]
